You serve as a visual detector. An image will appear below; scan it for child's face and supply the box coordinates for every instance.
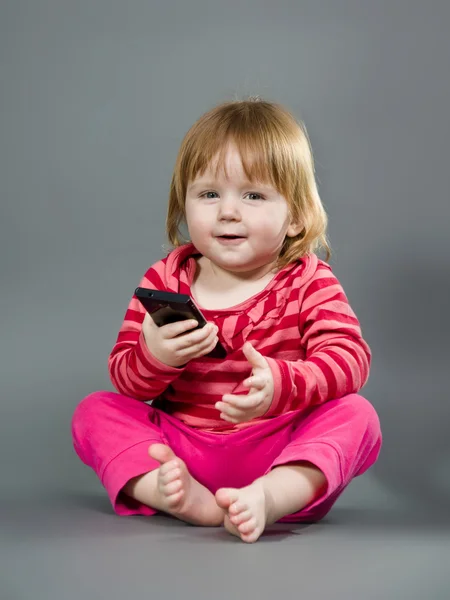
[185,144,300,275]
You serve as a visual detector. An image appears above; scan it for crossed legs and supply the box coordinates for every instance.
[123,443,327,543]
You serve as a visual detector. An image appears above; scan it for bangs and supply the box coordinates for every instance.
[180,102,298,196]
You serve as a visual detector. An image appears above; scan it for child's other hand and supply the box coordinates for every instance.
[215,342,274,424]
[142,312,219,368]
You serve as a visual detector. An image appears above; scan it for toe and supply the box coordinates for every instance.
[223,515,241,538]
[149,443,176,464]
[160,468,181,484]
[164,479,183,495]
[166,490,184,507]
[229,501,246,515]
[215,488,239,510]
[230,509,252,526]
[238,517,257,535]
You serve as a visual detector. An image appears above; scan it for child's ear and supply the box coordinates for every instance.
[286,221,304,238]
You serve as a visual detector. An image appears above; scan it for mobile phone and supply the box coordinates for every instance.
[134,287,227,359]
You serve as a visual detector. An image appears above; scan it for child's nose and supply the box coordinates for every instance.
[218,196,241,216]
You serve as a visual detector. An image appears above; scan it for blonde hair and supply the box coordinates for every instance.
[166,97,332,269]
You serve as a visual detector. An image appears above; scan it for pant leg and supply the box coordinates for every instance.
[267,393,382,523]
[71,390,243,517]
[71,390,171,516]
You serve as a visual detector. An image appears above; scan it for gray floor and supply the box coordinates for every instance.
[2,491,449,600]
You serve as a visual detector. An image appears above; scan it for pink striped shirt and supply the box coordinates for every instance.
[108,243,371,433]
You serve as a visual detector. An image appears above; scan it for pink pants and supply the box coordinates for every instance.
[71,391,382,522]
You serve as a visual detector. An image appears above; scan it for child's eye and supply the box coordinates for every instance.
[199,191,265,200]
[199,192,219,199]
[245,192,264,200]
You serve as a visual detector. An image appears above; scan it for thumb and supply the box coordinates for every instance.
[243,342,268,368]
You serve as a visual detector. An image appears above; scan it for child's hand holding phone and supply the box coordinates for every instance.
[135,287,226,367]
[142,312,220,368]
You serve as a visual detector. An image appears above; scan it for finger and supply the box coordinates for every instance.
[243,376,265,390]
[193,332,219,354]
[223,393,264,409]
[219,413,240,424]
[175,327,217,354]
[216,401,246,418]
[218,408,242,423]
[193,323,218,342]
[173,323,215,348]
[161,319,200,338]
[242,342,269,368]
[218,393,263,411]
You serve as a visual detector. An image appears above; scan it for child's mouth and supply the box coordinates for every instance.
[217,236,246,244]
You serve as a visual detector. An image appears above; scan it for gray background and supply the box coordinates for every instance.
[1,1,449,599]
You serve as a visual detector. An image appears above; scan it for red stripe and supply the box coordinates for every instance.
[142,269,166,290]
[326,349,355,392]
[306,355,338,405]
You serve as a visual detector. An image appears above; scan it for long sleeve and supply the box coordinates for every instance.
[108,267,186,401]
[264,265,371,416]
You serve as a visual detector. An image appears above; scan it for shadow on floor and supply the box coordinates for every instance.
[2,491,449,545]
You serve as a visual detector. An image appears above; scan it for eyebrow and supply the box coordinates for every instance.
[188,180,272,191]
[187,181,215,190]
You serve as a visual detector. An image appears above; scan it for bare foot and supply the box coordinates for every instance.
[148,444,224,526]
[215,480,275,543]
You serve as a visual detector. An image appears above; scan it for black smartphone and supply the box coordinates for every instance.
[134,287,227,359]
